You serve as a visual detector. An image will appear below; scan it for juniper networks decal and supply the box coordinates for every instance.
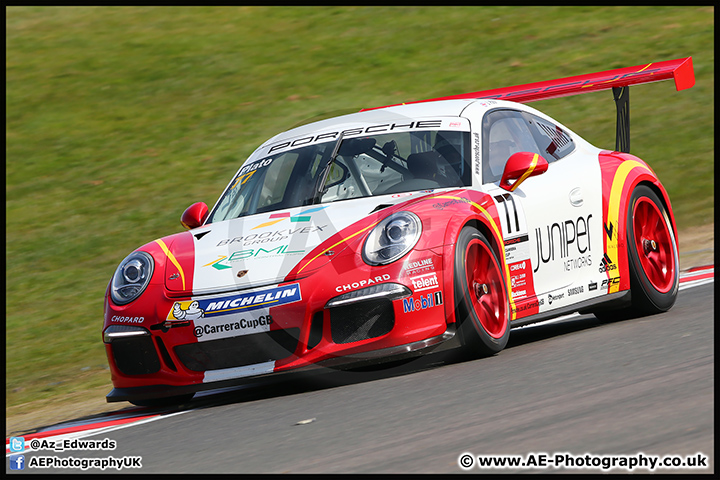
[533,215,593,273]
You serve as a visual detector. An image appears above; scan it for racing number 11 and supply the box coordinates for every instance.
[494,193,520,236]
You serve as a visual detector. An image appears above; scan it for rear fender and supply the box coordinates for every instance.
[599,151,676,295]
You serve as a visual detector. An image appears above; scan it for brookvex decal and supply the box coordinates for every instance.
[216,225,328,247]
[166,283,301,320]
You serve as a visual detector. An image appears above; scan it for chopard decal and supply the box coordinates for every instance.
[336,274,391,293]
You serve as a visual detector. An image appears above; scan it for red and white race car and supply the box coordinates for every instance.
[103,57,694,406]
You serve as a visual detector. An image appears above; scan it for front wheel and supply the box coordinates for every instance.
[453,227,510,357]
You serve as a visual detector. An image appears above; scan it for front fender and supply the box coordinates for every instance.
[424,191,516,323]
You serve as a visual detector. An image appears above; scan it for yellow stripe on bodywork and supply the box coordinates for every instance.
[605,160,652,293]
[302,193,514,318]
[432,195,516,321]
[297,220,381,274]
[156,239,186,290]
[510,153,538,192]
[582,63,653,88]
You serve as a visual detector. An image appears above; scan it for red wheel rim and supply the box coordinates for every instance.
[632,198,675,293]
[464,239,507,339]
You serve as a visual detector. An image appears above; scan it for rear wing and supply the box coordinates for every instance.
[362,57,695,153]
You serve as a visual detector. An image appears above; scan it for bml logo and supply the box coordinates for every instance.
[9,454,25,470]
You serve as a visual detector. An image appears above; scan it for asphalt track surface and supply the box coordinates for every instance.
[9,282,713,473]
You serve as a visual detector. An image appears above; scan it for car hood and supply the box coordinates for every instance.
[164,192,435,296]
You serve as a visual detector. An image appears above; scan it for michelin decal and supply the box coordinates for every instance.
[166,284,302,342]
[166,283,302,322]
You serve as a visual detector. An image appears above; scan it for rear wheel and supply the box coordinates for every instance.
[454,227,510,356]
[626,185,679,313]
[595,185,678,321]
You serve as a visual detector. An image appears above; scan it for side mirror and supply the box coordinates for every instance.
[499,152,549,192]
[181,202,209,230]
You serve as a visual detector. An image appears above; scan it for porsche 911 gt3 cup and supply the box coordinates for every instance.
[103,57,694,406]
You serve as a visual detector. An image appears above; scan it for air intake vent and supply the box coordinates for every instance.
[174,328,300,372]
[112,336,161,375]
[307,311,324,349]
[329,299,394,344]
[370,204,393,213]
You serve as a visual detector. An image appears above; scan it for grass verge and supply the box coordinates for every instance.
[6,6,714,419]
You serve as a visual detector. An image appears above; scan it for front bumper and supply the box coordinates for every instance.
[104,245,453,403]
[105,323,459,403]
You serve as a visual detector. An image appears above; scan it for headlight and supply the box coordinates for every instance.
[110,251,154,305]
[362,212,422,266]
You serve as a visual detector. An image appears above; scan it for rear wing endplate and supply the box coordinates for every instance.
[362,57,695,153]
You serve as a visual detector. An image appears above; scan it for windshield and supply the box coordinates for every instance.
[207,130,471,223]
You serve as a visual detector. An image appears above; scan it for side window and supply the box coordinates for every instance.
[523,112,575,161]
[482,109,541,184]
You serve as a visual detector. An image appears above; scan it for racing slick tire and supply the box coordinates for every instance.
[595,185,679,321]
[625,185,679,313]
[454,226,510,357]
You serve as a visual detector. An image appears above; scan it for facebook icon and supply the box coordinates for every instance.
[9,454,25,470]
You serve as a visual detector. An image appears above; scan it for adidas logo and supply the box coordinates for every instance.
[598,253,618,273]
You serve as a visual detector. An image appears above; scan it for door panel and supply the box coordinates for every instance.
[481,108,604,317]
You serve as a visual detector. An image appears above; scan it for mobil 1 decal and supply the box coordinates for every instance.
[493,193,535,300]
